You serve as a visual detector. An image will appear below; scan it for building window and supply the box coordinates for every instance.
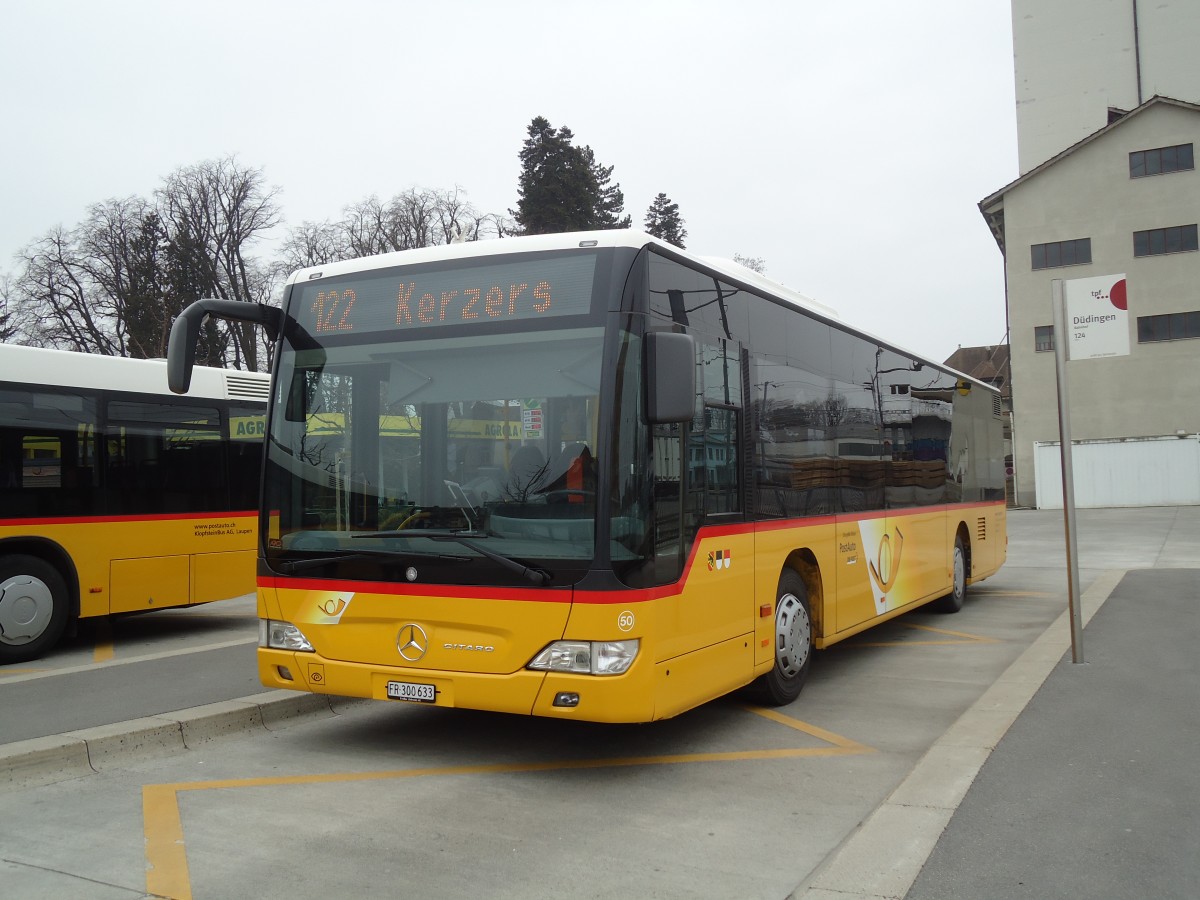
[1130,143,1194,178]
[1133,224,1199,257]
[1137,311,1200,343]
[1031,238,1091,270]
[1034,325,1054,352]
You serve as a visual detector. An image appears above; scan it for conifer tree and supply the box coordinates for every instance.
[643,193,687,248]
[511,117,629,234]
[584,146,632,230]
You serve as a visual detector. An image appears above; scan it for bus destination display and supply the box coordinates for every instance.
[294,254,597,336]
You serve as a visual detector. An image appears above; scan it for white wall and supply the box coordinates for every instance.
[1034,436,1200,508]
[1012,0,1200,171]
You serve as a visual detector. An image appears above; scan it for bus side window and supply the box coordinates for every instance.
[0,430,18,489]
[693,339,742,520]
[702,407,740,515]
[651,419,684,580]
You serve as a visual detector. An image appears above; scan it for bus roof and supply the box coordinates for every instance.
[286,230,840,319]
[285,230,993,393]
[0,343,269,403]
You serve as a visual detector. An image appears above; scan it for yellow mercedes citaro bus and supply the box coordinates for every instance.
[0,345,268,663]
[167,231,1006,722]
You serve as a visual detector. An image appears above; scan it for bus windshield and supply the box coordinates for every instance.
[264,325,609,586]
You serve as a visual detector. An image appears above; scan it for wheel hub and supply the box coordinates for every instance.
[775,592,811,678]
[0,575,54,646]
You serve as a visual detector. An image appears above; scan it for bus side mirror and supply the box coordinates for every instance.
[168,299,282,394]
[167,308,203,394]
[644,331,696,424]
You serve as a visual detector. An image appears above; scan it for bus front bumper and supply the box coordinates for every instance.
[257,648,657,723]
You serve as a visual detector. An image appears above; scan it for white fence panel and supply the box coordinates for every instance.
[1033,436,1200,509]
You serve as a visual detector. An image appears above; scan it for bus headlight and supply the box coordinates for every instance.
[259,619,315,652]
[527,639,639,675]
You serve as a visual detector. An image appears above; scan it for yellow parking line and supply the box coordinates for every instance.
[153,609,258,619]
[850,622,999,648]
[143,710,874,898]
[744,706,876,754]
[973,590,1055,598]
[93,617,114,663]
[144,784,190,900]
[904,623,1000,642]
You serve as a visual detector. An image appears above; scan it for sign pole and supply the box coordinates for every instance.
[1051,279,1085,663]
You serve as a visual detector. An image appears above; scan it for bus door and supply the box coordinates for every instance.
[662,339,751,667]
[850,384,953,626]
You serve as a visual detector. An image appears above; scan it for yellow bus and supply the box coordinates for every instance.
[0,345,268,663]
[168,231,1006,722]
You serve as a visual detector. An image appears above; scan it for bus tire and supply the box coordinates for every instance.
[931,535,967,614]
[0,555,70,664]
[752,569,813,706]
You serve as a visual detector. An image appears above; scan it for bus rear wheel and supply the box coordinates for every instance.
[931,536,967,614]
[0,555,69,664]
[752,569,813,706]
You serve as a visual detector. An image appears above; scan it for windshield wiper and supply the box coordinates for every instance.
[276,547,470,575]
[358,531,551,586]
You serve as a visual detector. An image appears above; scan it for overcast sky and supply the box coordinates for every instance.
[1,0,1018,364]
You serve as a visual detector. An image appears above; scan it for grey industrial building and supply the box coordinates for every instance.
[981,2,1200,508]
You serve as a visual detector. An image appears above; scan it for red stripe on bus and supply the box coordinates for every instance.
[0,510,257,527]
[257,575,574,603]
[258,501,1006,605]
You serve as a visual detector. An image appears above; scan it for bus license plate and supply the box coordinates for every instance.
[386,681,436,703]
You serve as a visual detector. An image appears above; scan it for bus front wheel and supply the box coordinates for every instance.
[752,570,813,706]
[0,555,70,664]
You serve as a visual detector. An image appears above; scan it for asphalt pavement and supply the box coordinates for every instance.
[3,507,1198,899]
[802,506,1200,900]
[2,644,260,744]
[904,567,1200,900]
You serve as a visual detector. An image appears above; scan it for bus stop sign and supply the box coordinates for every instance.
[1064,274,1129,360]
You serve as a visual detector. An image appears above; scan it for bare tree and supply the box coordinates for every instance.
[471,210,516,241]
[343,187,490,256]
[339,189,443,257]
[10,162,512,366]
[12,224,121,354]
[10,200,173,357]
[156,157,281,371]
[77,197,178,358]
[434,186,491,243]
[275,220,348,274]
[342,195,398,258]
[0,273,25,342]
[277,186,513,275]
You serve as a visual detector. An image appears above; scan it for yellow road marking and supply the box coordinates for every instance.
[93,617,114,663]
[152,609,258,619]
[744,706,876,753]
[972,590,1055,598]
[144,784,190,900]
[143,709,874,898]
[2,638,257,686]
[849,622,999,648]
